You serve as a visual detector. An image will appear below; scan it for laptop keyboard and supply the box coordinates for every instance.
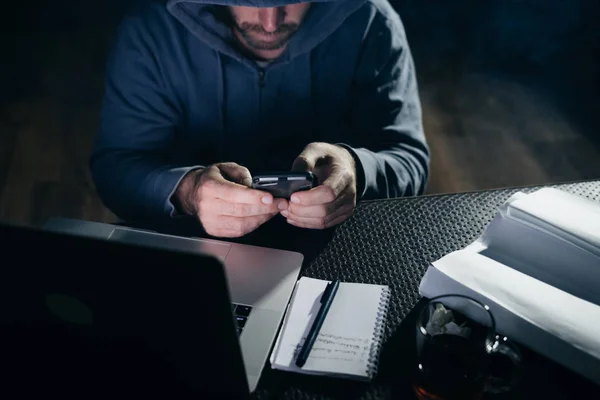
[231,303,253,336]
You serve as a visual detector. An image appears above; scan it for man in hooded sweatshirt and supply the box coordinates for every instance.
[91,0,430,238]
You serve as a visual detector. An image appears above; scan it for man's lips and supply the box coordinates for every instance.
[251,31,283,42]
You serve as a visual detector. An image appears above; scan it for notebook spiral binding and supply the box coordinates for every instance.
[365,286,391,378]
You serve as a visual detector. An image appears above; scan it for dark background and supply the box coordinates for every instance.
[1,0,599,226]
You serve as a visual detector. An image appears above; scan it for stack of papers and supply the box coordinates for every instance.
[419,188,600,384]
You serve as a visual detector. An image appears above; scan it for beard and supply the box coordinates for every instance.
[232,20,299,51]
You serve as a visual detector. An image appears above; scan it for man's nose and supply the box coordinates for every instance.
[259,7,283,32]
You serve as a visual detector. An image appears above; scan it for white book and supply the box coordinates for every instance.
[269,277,390,381]
[419,187,600,384]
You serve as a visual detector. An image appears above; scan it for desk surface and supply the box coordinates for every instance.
[128,180,600,399]
[244,180,600,399]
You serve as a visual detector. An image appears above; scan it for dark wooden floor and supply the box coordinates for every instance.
[1,0,599,228]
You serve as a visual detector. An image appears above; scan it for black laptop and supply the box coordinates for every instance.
[0,222,251,398]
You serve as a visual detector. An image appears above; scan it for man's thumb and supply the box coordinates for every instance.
[218,163,253,187]
[291,147,318,173]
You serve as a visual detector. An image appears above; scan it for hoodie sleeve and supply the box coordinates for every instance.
[90,11,202,222]
[339,9,430,200]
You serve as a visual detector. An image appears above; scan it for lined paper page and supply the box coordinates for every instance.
[270,277,385,379]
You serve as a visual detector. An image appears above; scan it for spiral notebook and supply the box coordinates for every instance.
[269,277,391,380]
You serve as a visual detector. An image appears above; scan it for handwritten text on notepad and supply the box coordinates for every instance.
[292,333,371,362]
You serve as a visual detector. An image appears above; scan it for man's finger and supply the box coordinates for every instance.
[290,168,349,206]
[218,162,253,187]
[205,228,246,239]
[286,207,353,230]
[285,202,354,229]
[215,198,280,217]
[317,165,348,199]
[204,213,277,237]
[290,185,336,206]
[202,177,274,205]
[291,145,321,173]
[218,213,276,233]
[287,196,340,218]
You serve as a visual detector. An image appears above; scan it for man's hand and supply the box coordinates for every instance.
[281,142,357,229]
[174,162,288,238]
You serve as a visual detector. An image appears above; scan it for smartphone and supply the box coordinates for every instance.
[251,172,318,199]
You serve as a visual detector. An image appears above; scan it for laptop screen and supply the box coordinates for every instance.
[0,222,249,398]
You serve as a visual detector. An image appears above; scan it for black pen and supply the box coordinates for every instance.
[295,280,340,368]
